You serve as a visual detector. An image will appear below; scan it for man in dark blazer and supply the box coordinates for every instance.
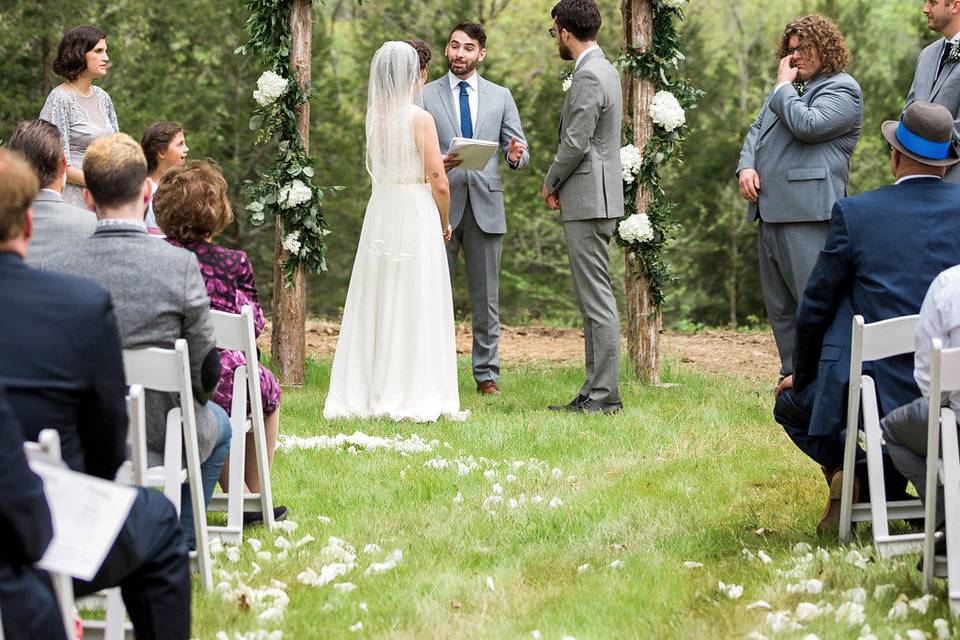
[737,15,862,381]
[774,102,960,535]
[0,149,191,639]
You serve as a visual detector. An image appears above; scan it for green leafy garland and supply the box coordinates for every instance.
[237,0,343,280]
[615,0,702,306]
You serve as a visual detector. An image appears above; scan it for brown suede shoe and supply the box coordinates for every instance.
[477,380,501,396]
[817,469,859,537]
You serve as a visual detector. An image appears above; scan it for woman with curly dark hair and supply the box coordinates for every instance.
[39,26,119,208]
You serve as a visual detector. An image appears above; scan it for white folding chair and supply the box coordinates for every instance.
[922,340,960,615]
[24,430,131,640]
[122,339,213,590]
[839,314,926,556]
[208,306,276,533]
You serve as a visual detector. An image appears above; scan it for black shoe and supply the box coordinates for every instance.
[243,505,288,526]
[579,398,623,415]
[548,394,588,412]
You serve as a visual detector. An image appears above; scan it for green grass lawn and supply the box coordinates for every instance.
[191,357,955,640]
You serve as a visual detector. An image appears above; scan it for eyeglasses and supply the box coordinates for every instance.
[549,27,559,38]
[787,44,811,57]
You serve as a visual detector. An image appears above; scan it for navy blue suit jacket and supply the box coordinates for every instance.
[795,177,960,436]
[0,252,127,478]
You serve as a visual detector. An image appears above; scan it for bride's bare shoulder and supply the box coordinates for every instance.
[411,106,437,128]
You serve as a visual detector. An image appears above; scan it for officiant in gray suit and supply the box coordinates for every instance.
[422,22,529,396]
[903,0,960,182]
[736,14,862,381]
[542,0,623,415]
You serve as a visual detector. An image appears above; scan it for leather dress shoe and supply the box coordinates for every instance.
[579,398,623,415]
[548,394,588,412]
[243,505,288,526]
[477,380,501,395]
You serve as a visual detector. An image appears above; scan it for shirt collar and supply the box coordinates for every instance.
[895,174,942,185]
[96,218,147,232]
[575,44,601,70]
[448,71,479,92]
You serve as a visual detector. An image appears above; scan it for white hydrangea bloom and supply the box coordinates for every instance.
[279,180,312,210]
[282,231,302,255]
[254,71,289,107]
[618,213,655,244]
[620,144,643,183]
[660,0,686,8]
[650,90,686,132]
[562,76,573,92]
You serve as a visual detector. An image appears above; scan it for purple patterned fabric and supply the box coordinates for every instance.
[168,239,281,415]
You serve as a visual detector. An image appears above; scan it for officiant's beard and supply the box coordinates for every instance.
[447,57,479,77]
[558,40,574,61]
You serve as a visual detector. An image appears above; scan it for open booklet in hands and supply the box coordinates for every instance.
[447,137,499,171]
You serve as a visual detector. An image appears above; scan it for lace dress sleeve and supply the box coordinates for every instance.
[101,89,120,132]
[39,90,72,163]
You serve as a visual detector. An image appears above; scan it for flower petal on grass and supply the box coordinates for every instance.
[843,588,867,604]
[365,550,402,576]
[836,602,865,626]
[757,550,772,565]
[718,581,743,599]
[348,621,363,632]
[609,560,626,570]
[577,564,590,573]
[683,561,704,569]
[747,601,772,611]
[909,594,934,614]
[887,599,909,620]
[549,497,563,509]
[935,618,951,639]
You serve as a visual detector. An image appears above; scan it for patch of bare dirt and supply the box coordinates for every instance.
[260,321,781,380]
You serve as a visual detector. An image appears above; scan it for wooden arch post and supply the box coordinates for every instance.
[271,0,311,386]
[621,0,661,385]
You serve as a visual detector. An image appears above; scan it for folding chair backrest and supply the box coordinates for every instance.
[210,307,251,352]
[935,343,960,394]
[122,340,190,394]
[860,314,920,362]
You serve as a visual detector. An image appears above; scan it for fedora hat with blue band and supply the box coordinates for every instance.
[882,101,960,167]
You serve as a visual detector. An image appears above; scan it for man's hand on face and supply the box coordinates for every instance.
[738,168,761,202]
[777,54,799,85]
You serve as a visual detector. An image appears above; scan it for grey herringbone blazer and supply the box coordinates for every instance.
[43,222,219,466]
[422,73,530,233]
[25,190,96,267]
[544,48,624,222]
[737,72,863,223]
[904,37,960,182]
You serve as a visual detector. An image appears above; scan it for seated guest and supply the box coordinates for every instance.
[774,102,960,535]
[140,121,188,233]
[882,264,960,556]
[43,133,231,550]
[0,150,190,639]
[8,119,95,266]
[155,161,286,523]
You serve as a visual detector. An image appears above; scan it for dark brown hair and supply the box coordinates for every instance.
[406,40,432,72]
[0,150,40,242]
[141,121,184,174]
[9,120,64,188]
[778,14,851,75]
[83,133,148,209]
[154,160,234,243]
[450,22,487,48]
[551,0,602,41]
[52,26,106,81]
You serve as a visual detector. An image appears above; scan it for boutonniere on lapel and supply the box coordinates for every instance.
[949,41,960,65]
[792,81,806,97]
[561,67,573,93]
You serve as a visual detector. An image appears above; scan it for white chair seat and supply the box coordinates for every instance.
[144,466,187,488]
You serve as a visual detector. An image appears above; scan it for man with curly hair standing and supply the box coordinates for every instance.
[736,14,862,385]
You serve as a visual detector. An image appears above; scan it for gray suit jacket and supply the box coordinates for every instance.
[25,190,96,267]
[544,48,624,222]
[904,37,960,182]
[737,72,863,223]
[43,223,219,467]
[422,73,529,233]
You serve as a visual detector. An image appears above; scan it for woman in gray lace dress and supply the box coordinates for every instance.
[40,26,119,208]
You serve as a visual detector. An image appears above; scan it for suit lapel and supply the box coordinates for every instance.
[932,42,958,100]
[475,75,494,140]
[437,75,461,136]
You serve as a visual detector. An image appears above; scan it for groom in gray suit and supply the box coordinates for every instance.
[736,15,862,380]
[422,22,529,396]
[904,0,960,182]
[543,0,623,414]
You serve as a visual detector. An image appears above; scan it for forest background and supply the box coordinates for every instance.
[0,0,930,328]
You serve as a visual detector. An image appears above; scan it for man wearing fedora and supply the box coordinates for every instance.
[773,101,960,536]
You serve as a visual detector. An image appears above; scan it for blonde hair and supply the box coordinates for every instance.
[0,149,40,241]
[83,133,148,209]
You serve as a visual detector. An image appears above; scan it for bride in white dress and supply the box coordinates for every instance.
[324,41,465,422]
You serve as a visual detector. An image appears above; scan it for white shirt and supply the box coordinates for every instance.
[896,174,942,185]
[447,71,479,134]
[575,44,600,71]
[915,265,960,412]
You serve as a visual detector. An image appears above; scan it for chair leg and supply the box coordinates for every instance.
[839,401,863,542]
[225,370,247,537]
[940,412,959,599]
[103,588,126,640]
[250,408,275,528]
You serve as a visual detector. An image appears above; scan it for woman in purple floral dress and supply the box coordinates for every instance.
[155,160,285,522]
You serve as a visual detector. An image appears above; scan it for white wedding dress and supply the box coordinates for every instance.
[324,42,464,422]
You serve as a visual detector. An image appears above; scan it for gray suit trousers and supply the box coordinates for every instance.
[757,220,829,376]
[563,218,621,404]
[882,396,952,528]
[446,196,502,383]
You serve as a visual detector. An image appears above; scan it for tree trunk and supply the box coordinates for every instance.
[271,0,311,386]
[622,0,661,384]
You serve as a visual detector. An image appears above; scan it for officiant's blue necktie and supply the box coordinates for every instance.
[458,81,473,138]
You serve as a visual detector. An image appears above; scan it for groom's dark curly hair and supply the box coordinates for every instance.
[778,14,851,75]
[551,0,602,41]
